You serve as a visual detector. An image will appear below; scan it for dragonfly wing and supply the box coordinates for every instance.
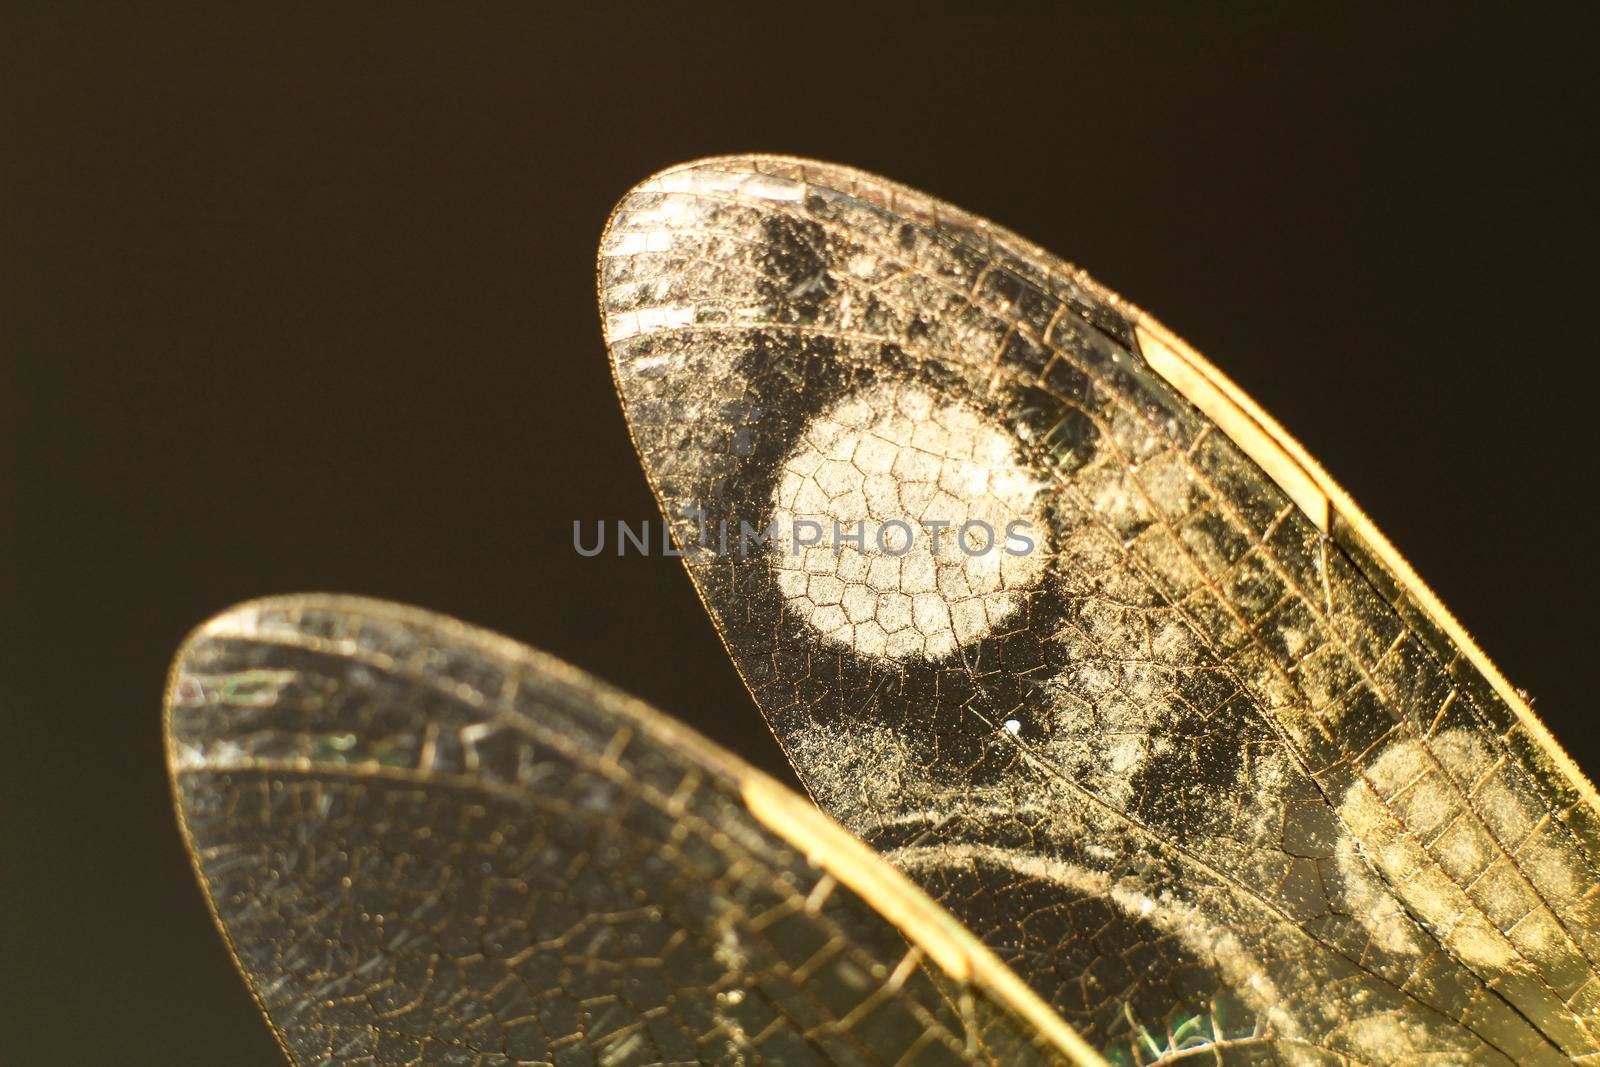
[599,156,1600,1064]
[166,594,1099,1066]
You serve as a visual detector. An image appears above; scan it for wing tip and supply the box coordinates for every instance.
[163,593,379,770]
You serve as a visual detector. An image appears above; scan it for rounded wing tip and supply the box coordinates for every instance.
[163,593,360,763]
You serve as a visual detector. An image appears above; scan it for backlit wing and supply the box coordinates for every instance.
[166,594,1099,1066]
[598,156,1600,1064]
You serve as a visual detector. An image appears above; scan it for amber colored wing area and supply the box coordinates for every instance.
[165,595,1098,1067]
[599,156,1600,1064]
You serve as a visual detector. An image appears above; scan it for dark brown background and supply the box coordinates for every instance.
[3,6,1596,1063]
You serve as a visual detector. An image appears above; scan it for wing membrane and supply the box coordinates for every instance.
[599,156,1600,1063]
[166,594,1098,1066]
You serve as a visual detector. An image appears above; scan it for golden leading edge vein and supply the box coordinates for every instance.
[167,594,1101,1066]
[598,155,1600,1065]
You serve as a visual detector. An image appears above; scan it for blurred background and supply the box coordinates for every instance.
[3,5,1596,1062]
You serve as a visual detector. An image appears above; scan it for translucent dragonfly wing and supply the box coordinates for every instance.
[166,595,1100,1067]
[599,156,1600,1064]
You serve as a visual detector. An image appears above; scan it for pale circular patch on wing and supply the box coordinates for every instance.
[1336,729,1534,973]
[768,382,1046,661]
